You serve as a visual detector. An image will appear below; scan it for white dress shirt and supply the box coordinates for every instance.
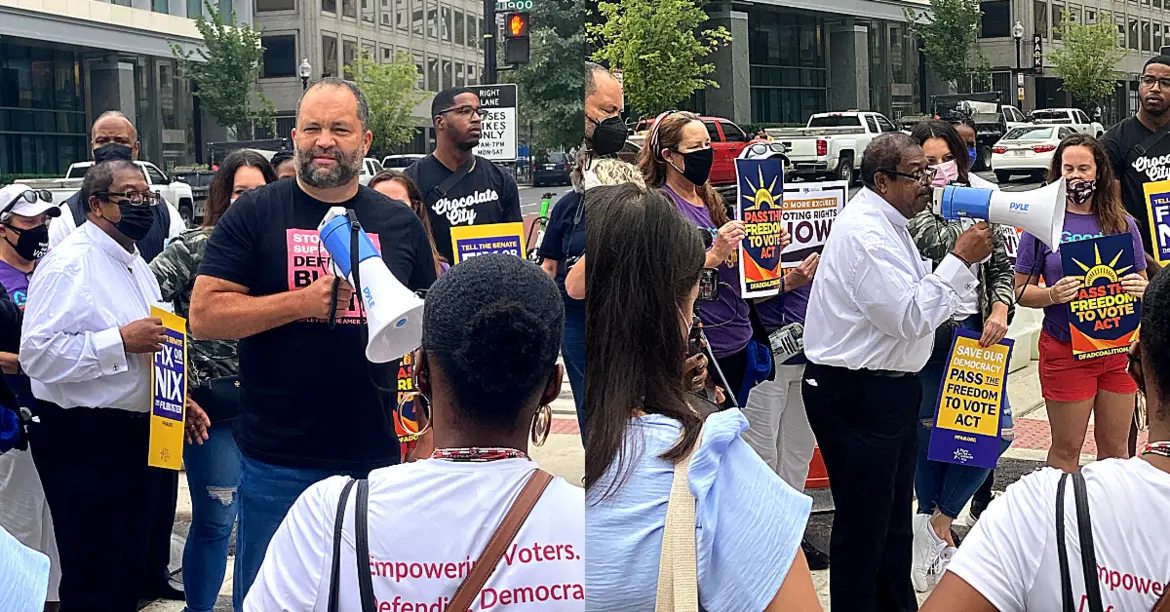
[20,222,165,412]
[804,188,978,373]
[48,198,185,250]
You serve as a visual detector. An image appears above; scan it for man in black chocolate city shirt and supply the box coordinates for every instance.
[404,87,523,263]
[190,77,436,609]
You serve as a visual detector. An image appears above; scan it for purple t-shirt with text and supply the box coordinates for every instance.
[0,259,32,309]
[1015,211,1146,343]
[664,186,753,359]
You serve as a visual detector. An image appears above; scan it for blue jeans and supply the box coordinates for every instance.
[915,315,1013,518]
[233,456,369,610]
[182,422,242,612]
[562,308,585,444]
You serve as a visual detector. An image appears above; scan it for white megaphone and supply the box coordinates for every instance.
[932,179,1067,249]
[318,207,425,363]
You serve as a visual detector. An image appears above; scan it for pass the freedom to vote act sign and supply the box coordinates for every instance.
[928,328,1013,469]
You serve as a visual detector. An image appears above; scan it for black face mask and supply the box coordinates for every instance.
[4,224,49,261]
[669,147,714,186]
[113,203,155,241]
[587,115,628,156]
[93,142,134,163]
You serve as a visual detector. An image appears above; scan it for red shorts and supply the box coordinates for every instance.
[1038,330,1138,402]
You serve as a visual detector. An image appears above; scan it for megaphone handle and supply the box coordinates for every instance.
[327,276,342,329]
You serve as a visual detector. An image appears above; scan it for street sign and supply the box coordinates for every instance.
[1033,33,1043,74]
[496,0,533,10]
[469,84,518,163]
[1017,72,1024,86]
[613,68,624,86]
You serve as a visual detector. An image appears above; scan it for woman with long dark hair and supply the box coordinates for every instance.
[368,169,446,277]
[150,149,276,612]
[245,254,582,610]
[585,183,819,611]
[905,120,1017,591]
[638,111,775,406]
[1016,134,1148,474]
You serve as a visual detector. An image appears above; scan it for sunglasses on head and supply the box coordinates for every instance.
[2,189,52,216]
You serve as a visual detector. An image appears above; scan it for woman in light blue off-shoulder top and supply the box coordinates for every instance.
[583,183,821,611]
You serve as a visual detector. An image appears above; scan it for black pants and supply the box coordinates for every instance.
[29,403,169,612]
[145,470,179,590]
[803,363,920,612]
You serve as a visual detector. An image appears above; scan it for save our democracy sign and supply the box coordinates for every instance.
[779,181,846,274]
[1060,234,1141,360]
[736,158,785,298]
[928,328,1013,469]
[148,307,187,470]
[1143,179,1170,267]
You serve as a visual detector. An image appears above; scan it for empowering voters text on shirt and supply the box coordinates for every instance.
[244,459,585,612]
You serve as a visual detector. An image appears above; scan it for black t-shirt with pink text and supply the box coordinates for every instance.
[198,179,437,471]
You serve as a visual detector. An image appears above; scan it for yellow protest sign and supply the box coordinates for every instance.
[147,307,188,470]
[450,222,526,264]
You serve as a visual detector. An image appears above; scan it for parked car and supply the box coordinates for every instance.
[19,161,196,225]
[359,158,384,186]
[1029,108,1104,137]
[770,111,900,183]
[991,125,1078,183]
[381,154,426,169]
[207,138,291,167]
[532,151,572,187]
[171,169,216,223]
[900,94,1031,171]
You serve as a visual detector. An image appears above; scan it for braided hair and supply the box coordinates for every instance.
[422,254,563,430]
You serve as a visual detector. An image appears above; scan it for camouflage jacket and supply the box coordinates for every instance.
[907,210,1016,325]
[150,228,238,388]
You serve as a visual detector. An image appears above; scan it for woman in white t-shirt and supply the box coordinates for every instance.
[921,268,1170,612]
[244,254,584,611]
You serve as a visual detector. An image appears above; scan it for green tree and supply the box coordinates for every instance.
[507,0,587,151]
[906,0,982,85]
[171,0,274,139]
[1049,12,1127,107]
[346,51,427,155]
[587,0,731,116]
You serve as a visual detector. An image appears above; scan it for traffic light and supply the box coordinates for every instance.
[503,11,530,66]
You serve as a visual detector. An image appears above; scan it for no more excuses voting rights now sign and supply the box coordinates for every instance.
[468,84,517,163]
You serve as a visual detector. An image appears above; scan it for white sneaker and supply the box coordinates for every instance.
[931,545,958,585]
[911,514,947,593]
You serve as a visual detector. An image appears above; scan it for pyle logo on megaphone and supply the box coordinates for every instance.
[317,207,425,364]
[932,179,1067,249]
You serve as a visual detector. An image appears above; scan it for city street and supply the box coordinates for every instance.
[519,183,574,217]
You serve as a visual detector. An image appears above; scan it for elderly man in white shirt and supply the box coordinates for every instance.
[20,159,208,612]
[801,132,992,612]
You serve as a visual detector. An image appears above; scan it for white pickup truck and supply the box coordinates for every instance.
[1029,108,1104,137]
[768,111,902,183]
[19,161,196,224]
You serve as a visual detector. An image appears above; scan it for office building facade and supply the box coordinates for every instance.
[254,0,485,154]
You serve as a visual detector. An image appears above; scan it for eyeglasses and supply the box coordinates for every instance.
[1140,75,1170,89]
[879,167,938,184]
[95,191,160,207]
[437,105,483,118]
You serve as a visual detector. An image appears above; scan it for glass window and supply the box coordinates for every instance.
[153,0,168,13]
[323,0,337,13]
[414,52,425,89]
[442,59,452,88]
[721,121,748,142]
[397,0,408,30]
[865,115,879,132]
[187,0,201,17]
[467,63,477,85]
[456,62,465,86]
[455,10,465,46]
[427,0,438,38]
[701,121,720,141]
[1069,5,1080,23]
[343,40,357,74]
[427,55,439,90]
[382,47,393,62]
[412,1,423,35]
[1052,3,1063,40]
[441,6,452,42]
[362,0,374,22]
[362,44,375,62]
[877,115,898,132]
[145,164,168,184]
[322,34,338,77]
[1086,9,1095,24]
[1035,1,1048,38]
[980,1,1010,37]
[1131,18,1140,50]
[1144,20,1152,51]
[158,63,177,130]
[1160,24,1166,51]
[1119,23,1126,48]
[262,35,297,78]
[257,0,295,10]
[343,0,356,18]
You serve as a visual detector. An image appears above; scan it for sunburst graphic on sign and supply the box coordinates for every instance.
[1070,244,1132,284]
[741,166,780,211]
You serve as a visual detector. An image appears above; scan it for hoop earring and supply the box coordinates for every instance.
[530,404,553,447]
[394,391,432,438]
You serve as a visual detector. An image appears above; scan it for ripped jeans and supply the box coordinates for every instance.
[182,421,242,612]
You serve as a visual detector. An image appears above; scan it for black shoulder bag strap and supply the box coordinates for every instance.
[1057,472,1105,612]
[430,156,476,201]
[1127,121,1170,167]
[327,479,358,612]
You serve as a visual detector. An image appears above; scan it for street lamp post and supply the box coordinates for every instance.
[299,58,311,91]
[1013,21,1025,71]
